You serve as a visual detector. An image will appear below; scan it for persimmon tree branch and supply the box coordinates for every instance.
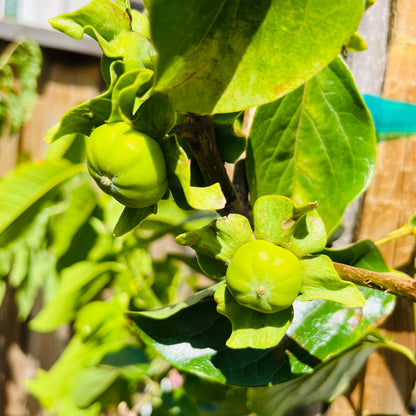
[334,262,416,303]
[174,115,249,217]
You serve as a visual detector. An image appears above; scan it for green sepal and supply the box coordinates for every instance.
[161,135,226,210]
[253,195,327,257]
[215,284,293,349]
[113,205,157,237]
[108,68,153,124]
[345,32,367,52]
[176,214,253,263]
[132,92,176,140]
[196,252,227,280]
[298,255,365,307]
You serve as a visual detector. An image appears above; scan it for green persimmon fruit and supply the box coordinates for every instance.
[226,240,303,313]
[86,122,168,208]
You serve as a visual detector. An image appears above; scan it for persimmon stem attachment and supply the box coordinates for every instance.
[334,262,416,303]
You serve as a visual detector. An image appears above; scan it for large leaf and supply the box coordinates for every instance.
[149,0,365,114]
[0,160,84,241]
[247,334,384,416]
[247,57,376,234]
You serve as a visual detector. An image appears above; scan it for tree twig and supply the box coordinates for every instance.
[334,262,416,303]
[175,115,248,217]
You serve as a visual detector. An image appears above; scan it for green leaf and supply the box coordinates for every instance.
[149,0,365,113]
[135,283,221,320]
[131,294,297,386]
[247,57,376,234]
[50,0,154,72]
[113,205,157,237]
[253,195,327,257]
[247,334,385,416]
[74,367,120,408]
[298,255,365,307]
[0,39,42,135]
[52,180,97,259]
[30,261,122,332]
[215,284,293,349]
[161,135,226,210]
[323,239,391,273]
[176,214,253,263]
[0,160,84,239]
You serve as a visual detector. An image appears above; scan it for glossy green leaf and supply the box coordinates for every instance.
[149,0,365,114]
[253,195,327,257]
[323,239,391,273]
[136,284,221,320]
[247,334,385,416]
[247,57,376,234]
[30,261,122,332]
[113,205,157,237]
[161,135,226,210]
[131,294,298,386]
[0,160,84,238]
[298,255,365,306]
[215,284,293,349]
[176,214,253,263]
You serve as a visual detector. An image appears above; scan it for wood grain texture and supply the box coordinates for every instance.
[348,0,416,413]
[328,0,416,414]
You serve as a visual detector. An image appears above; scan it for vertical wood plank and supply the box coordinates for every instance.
[349,0,416,413]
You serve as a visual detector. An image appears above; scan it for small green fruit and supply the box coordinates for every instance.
[226,240,303,313]
[86,122,168,208]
